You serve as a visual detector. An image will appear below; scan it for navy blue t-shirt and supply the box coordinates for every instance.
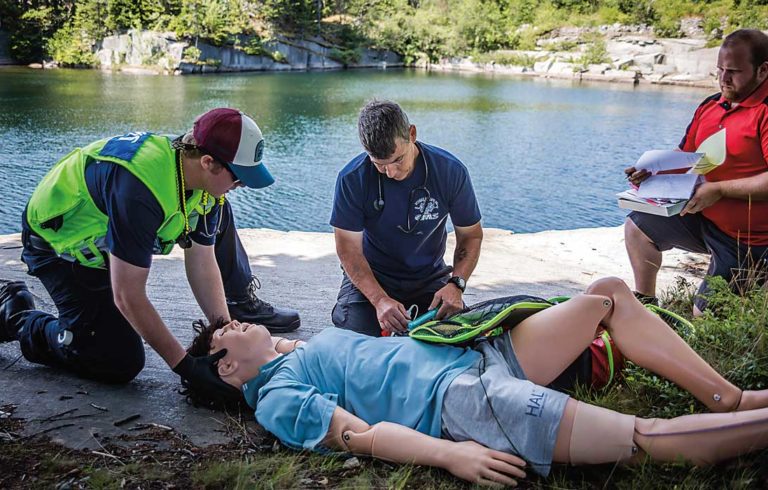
[23,156,220,270]
[330,142,481,281]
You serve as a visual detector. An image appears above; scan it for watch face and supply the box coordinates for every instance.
[450,276,466,291]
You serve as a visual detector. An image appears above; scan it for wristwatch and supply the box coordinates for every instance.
[448,276,466,293]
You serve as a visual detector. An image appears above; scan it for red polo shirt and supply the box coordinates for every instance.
[679,78,768,245]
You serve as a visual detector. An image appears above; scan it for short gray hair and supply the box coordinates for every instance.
[357,100,411,159]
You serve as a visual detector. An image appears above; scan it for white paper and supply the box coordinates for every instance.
[637,174,700,200]
[635,150,704,174]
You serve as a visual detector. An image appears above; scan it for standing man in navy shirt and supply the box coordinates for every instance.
[331,100,483,336]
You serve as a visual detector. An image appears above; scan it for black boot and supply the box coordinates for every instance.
[0,281,35,342]
[633,291,659,306]
[227,277,300,333]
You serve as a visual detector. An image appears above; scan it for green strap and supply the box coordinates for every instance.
[601,330,615,385]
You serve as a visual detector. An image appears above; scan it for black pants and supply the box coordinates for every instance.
[331,266,452,337]
[629,211,768,310]
[17,200,252,383]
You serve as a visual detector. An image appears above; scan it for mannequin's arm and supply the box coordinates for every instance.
[321,407,526,487]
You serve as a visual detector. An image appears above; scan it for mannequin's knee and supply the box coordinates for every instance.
[634,418,712,466]
[585,277,631,298]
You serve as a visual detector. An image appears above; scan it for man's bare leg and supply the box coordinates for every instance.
[625,218,662,298]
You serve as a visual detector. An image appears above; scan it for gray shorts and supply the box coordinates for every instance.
[629,211,768,310]
[441,334,569,477]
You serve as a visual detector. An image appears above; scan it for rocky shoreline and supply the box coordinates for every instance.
[1,23,724,89]
[94,27,720,88]
[94,30,404,75]
[431,25,720,88]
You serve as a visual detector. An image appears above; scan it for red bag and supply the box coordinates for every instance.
[589,329,625,389]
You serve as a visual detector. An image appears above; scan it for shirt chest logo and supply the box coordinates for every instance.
[414,196,440,222]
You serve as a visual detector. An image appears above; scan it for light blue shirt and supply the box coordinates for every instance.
[242,328,479,451]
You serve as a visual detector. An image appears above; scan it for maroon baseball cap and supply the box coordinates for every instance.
[193,108,274,189]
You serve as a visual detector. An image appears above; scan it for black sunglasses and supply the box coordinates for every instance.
[173,141,240,183]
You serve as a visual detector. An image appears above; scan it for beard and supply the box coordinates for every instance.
[720,73,761,102]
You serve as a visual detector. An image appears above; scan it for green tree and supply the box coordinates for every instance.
[47,20,98,66]
[170,0,251,46]
[260,0,319,33]
[9,6,58,62]
[105,0,165,32]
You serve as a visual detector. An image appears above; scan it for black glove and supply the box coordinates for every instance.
[172,350,242,402]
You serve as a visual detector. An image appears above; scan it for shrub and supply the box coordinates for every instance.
[242,37,271,57]
[516,27,540,51]
[547,39,579,52]
[573,34,610,68]
[182,46,202,63]
[328,47,360,66]
[46,22,98,67]
[472,51,537,67]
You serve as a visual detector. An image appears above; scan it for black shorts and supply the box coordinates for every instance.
[629,211,768,310]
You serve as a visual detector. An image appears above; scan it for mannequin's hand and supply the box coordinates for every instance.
[444,440,527,487]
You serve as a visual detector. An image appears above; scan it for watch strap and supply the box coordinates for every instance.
[448,276,466,292]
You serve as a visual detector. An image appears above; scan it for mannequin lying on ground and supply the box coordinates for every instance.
[184,277,768,486]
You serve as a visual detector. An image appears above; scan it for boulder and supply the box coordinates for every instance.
[549,60,577,74]
[533,57,554,73]
[95,29,403,74]
[679,17,706,39]
[586,63,610,74]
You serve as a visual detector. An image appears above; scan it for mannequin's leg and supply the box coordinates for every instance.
[513,277,767,412]
[585,277,759,412]
[552,399,768,466]
[510,294,611,386]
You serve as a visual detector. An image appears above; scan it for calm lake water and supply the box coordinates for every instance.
[0,67,712,235]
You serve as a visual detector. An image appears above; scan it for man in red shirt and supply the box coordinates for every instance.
[625,29,768,315]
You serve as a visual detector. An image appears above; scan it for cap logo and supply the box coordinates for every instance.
[254,139,265,163]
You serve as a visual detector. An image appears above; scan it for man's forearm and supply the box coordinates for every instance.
[452,233,482,280]
[184,244,230,323]
[338,251,389,306]
[114,292,186,367]
[716,172,768,201]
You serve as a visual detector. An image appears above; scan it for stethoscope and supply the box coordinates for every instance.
[372,142,432,235]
